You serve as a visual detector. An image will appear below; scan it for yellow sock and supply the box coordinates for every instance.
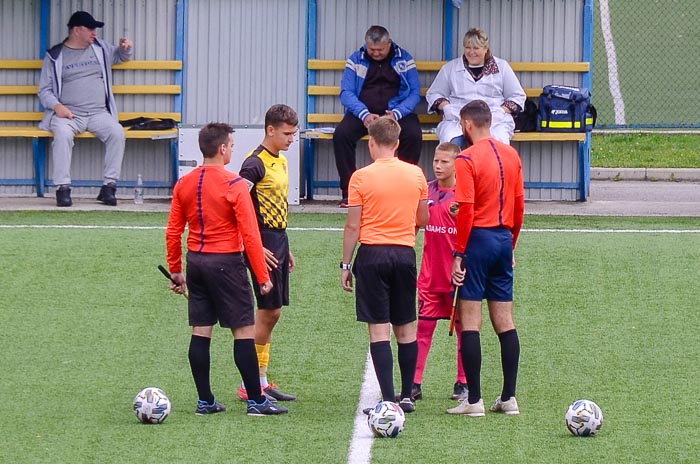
[255,343,271,381]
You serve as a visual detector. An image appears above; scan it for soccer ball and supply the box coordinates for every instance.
[565,399,603,436]
[133,387,171,424]
[367,401,405,438]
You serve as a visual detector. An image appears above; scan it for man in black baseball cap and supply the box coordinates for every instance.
[67,11,105,29]
[38,10,133,207]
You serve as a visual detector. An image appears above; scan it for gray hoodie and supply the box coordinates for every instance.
[38,37,133,130]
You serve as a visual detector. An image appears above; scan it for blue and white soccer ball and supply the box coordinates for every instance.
[565,399,603,436]
[367,401,405,438]
[133,387,171,424]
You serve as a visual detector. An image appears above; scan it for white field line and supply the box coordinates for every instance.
[0,224,165,230]
[1,225,699,234]
[347,351,381,464]
[599,0,626,124]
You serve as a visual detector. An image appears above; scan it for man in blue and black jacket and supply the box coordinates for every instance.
[333,25,422,208]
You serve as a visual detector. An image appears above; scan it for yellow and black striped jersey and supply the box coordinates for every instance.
[239,145,289,230]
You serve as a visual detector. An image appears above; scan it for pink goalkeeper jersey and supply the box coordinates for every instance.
[417,180,457,293]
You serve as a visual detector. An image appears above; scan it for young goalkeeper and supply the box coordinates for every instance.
[413,142,468,401]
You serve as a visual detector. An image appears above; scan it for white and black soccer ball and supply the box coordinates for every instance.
[367,401,405,438]
[565,399,603,436]
[133,387,171,424]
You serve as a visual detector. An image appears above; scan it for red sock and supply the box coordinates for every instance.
[414,319,437,384]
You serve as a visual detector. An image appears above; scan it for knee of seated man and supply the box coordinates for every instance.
[51,124,77,140]
[107,123,127,142]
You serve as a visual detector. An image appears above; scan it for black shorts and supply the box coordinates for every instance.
[185,251,255,329]
[248,228,289,310]
[354,244,417,325]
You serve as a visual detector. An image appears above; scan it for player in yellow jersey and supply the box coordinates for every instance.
[237,104,298,402]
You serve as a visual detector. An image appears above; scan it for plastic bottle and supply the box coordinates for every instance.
[134,174,144,205]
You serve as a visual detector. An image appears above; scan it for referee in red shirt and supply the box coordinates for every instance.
[166,123,287,416]
[447,100,525,417]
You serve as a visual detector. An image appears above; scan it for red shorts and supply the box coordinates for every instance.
[417,289,454,320]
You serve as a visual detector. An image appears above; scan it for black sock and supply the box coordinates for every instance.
[498,329,520,401]
[370,341,395,401]
[397,341,418,400]
[188,335,215,404]
[234,338,264,403]
[461,330,482,404]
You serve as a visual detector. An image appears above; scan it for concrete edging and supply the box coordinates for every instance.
[591,167,700,182]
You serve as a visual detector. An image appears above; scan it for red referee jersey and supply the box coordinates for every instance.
[455,137,524,229]
[166,164,269,284]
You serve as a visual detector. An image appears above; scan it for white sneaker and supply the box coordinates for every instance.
[446,398,485,416]
[490,396,519,415]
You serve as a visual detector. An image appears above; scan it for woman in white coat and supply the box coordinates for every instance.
[426,28,526,146]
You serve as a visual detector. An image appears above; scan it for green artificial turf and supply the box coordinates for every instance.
[0,212,698,463]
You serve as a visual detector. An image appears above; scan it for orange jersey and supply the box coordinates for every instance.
[166,164,269,284]
[348,157,428,247]
[455,138,524,229]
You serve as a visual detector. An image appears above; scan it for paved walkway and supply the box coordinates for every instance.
[1,180,699,217]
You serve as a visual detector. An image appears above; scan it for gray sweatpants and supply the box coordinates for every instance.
[50,111,125,186]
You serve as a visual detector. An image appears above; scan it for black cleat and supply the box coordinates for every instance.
[451,382,468,401]
[97,182,117,206]
[263,383,296,401]
[395,383,423,402]
[412,383,423,400]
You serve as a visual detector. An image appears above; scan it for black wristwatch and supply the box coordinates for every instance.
[340,262,352,270]
[453,250,466,259]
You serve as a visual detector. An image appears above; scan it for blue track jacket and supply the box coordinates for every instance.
[339,43,421,122]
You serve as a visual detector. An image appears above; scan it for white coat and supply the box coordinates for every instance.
[426,56,526,144]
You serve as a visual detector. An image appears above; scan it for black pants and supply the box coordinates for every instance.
[333,112,422,198]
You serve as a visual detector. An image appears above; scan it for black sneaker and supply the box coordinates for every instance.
[339,198,348,208]
[97,182,117,206]
[247,397,289,416]
[451,382,469,401]
[362,407,372,416]
[399,398,416,413]
[56,185,72,207]
[263,383,296,401]
[195,399,227,415]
